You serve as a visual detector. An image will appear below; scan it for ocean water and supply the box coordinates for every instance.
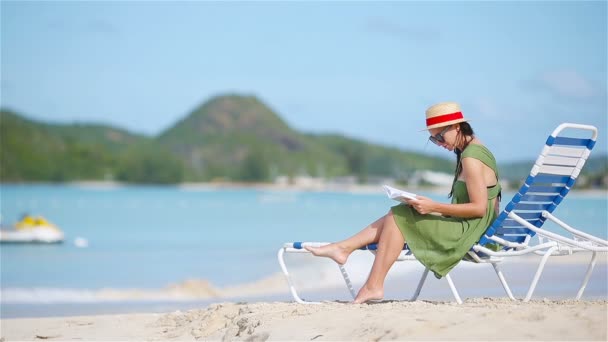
[0,185,401,290]
[1,184,606,316]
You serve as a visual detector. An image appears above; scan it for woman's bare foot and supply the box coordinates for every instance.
[353,285,384,304]
[304,243,351,265]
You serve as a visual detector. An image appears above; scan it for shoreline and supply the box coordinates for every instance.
[2,253,606,319]
[2,180,607,197]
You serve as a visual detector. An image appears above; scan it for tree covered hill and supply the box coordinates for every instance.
[157,95,345,181]
[1,94,452,184]
[157,95,454,182]
[0,109,183,183]
[1,94,605,186]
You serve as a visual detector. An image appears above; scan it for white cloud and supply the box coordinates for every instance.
[534,70,601,100]
[542,70,599,98]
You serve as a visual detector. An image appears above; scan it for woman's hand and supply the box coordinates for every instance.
[408,195,438,215]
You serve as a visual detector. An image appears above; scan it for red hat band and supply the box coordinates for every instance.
[426,111,463,127]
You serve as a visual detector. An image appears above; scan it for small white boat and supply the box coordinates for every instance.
[0,216,64,244]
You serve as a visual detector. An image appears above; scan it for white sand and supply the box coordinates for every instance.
[2,252,606,341]
[2,298,606,341]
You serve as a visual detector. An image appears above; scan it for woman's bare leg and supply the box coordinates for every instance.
[354,210,405,304]
[305,214,387,265]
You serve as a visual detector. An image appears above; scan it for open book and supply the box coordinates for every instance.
[383,185,442,216]
[382,185,417,204]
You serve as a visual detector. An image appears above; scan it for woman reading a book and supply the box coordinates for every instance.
[306,102,501,304]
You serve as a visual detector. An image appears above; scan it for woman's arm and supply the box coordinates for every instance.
[409,157,488,218]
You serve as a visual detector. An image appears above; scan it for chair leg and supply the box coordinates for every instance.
[445,274,463,304]
[576,252,598,300]
[524,245,558,302]
[338,264,357,300]
[410,268,429,301]
[492,263,515,300]
[277,248,320,304]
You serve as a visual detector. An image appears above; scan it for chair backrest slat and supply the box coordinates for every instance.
[533,174,570,184]
[538,164,576,175]
[502,218,542,225]
[526,185,564,194]
[500,235,528,243]
[553,137,592,146]
[543,155,581,166]
[495,227,533,235]
[513,212,543,220]
[547,146,586,158]
[513,203,551,211]
[520,194,557,202]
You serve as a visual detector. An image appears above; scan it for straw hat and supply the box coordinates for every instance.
[423,102,468,130]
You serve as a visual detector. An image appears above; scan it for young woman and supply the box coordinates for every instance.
[306,102,501,304]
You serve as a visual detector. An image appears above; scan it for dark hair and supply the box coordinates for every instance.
[448,122,474,198]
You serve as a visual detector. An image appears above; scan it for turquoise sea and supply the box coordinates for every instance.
[1,184,606,317]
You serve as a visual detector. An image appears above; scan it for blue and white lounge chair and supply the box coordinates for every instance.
[278,123,605,304]
[439,122,606,302]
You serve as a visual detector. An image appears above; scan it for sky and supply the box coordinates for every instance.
[1,1,606,162]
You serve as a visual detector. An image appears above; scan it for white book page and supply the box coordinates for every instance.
[382,185,417,203]
[382,185,443,216]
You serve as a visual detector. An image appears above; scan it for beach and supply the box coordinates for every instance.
[2,298,607,341]
[1,184,606,340]
[2,253,607,341]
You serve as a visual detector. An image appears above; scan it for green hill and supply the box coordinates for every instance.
[1,110,118,181]
[157,95,454,182]
[1,94,605,186]
[306,133,453,182]
[0,109,184,183]
[157,95,346,181]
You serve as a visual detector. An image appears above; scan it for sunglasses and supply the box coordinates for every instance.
[429,126,451,146]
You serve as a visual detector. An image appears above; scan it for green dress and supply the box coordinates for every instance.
[391,144,501,278]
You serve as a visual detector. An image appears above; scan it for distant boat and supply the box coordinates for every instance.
[0,215,64,244]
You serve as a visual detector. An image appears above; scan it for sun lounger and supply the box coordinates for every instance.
[278,123,603,304]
